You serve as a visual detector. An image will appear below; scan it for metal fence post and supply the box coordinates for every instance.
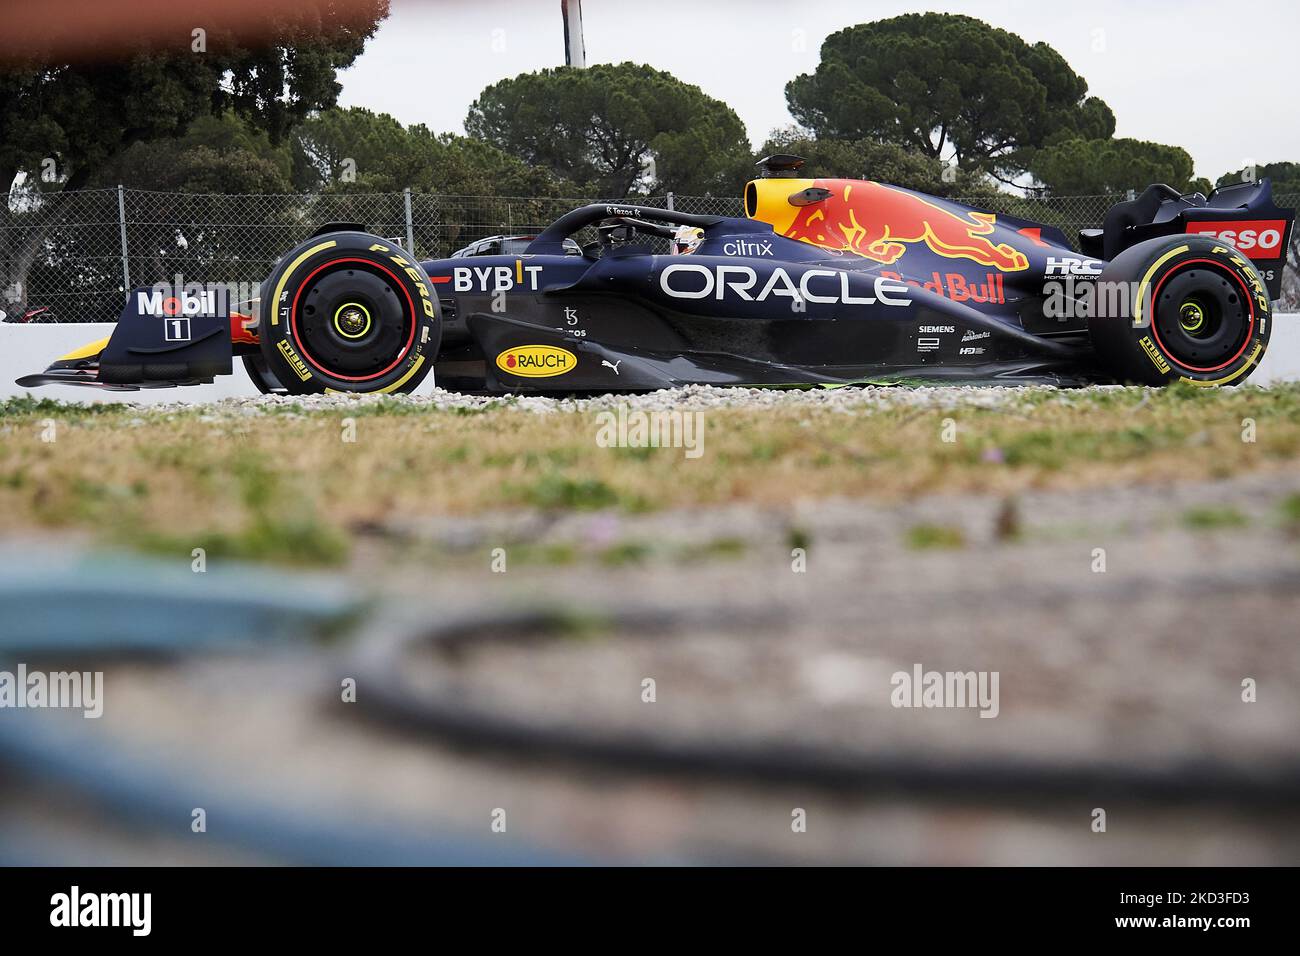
[404,187,415,255]
[116,185,131,297]
[666,191,675,211]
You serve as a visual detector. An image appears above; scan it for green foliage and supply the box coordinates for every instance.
[96,114,293,192]
[786,527,812,552]
[465,63,753,196]
[1181,506,1248,530]
[0,1,388,192]
[785,13,1114,180]
[127,512,349,568]
[1216,161,1300,194]
[520,473,622,511]
[291,107,572,196]
[507,470,651,513]
[1028,137,1195,195]
[760,128,998,199]
[598,541,653,566]
[0,396,121,418]
[906,523,967,550]
[1281,494,1300,534]
[291,107,404,190]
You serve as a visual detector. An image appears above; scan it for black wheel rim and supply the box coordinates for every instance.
[1153,264,1250,371]
[295,264,412,380]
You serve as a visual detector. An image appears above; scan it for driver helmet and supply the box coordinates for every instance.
[672,225,704,255]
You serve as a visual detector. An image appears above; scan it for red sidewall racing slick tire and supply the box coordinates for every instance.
[1088,234,1272,386]
[258,232,440,395]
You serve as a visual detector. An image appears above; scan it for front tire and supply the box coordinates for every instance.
[258,231,439,395]
[242,353,286,394]
[1089,234,1271,386]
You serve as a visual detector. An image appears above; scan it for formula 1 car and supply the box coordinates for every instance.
[17,156,1295,394]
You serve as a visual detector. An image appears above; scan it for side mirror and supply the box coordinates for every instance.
[598,222,636,244]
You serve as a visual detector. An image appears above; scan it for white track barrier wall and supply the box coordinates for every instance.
[1,318,1297,403]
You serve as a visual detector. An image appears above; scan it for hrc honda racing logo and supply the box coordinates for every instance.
[659,263,911,306]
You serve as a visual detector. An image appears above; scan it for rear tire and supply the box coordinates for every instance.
[1088,234,1270,386]
[258,231,439,395]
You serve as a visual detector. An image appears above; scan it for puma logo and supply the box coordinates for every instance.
[601,359,621,375]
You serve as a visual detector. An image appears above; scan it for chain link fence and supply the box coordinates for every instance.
[3,187,1297,323]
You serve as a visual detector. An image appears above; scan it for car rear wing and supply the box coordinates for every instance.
[1099,180,1294,300]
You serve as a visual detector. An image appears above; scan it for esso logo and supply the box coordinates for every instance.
[1186,220,1286,260]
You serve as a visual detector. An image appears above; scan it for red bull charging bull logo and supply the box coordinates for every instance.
[769,179,1029,273]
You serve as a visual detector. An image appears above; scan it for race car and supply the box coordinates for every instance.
[17,156,1295,394]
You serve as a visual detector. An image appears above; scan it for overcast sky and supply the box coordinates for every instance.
[337,0,1299,182]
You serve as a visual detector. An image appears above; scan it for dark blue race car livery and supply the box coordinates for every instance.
[19,156,1295,394]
